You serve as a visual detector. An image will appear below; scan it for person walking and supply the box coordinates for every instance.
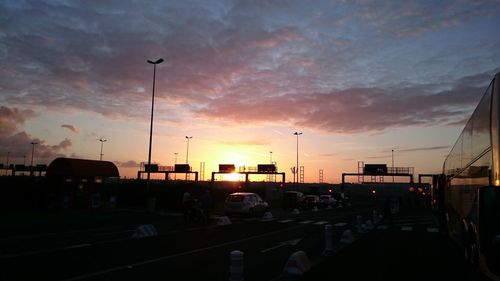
[200,189,213,224]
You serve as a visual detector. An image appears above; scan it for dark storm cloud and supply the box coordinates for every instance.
[0,105,72,162]
[0,0,499,133]
[195,71,492,133]
[0,106,36,135]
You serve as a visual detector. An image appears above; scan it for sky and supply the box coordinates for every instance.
[1,0,500,183]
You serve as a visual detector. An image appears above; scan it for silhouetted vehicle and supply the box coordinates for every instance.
[441,72,500,280]
[331,191,351,207]
[283,191,306,211]
[224,192,269,217]
[319,195,336,208]
[186,199,206,223]
[304,195,320,209]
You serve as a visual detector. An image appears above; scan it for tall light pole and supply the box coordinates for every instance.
[392,149,395,182]
[185,136,193,181]
[146,58,164,189]
[174,152,178,180]
[185,136,193,164]
[270,151,273,164]
[99,139,107,161]
[6,151,10,167]
[294,132,302,183]
[30,141,38,176]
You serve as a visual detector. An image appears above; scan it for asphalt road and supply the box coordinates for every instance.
[1,197,472,281]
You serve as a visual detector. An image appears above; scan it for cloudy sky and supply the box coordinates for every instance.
[1,0,499,182]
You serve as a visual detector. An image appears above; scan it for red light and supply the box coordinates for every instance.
[417,187,423,193]
[409,187,415,192]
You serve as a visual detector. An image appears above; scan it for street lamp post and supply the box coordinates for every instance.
[185,136,193,164]
[146,58,164,190]
[99,139,107,161]
[30,141,38,176]
[270,151,273,164]
[293,132,302,183]
[174,152,178,180]
[185,136,192,180]
[392,149,394,182]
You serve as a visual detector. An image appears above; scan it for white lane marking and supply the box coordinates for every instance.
[401,226,413,231]
[427,228,439,233]
[377,225,389,230]
[299,220,313,224]
[334,222,348,227]
[64,243,92,249]
[278,219,294,223]
[313,221,328,225]
[60,224,305,281]
[0,237,132,259]
[260,218,276,222]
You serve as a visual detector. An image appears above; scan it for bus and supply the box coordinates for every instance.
[442,72,500,280]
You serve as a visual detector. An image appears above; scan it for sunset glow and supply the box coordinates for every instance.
[1,1,499,183]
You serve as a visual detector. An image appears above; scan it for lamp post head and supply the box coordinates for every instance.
[147,58,164,65]
[99,138,107,143]
[185,136,192,139]
[293,132,303,136]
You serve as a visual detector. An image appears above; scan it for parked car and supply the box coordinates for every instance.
[224,192,269,216]
[304,195,320,209]
[319,194,336,208]
[331,191,351,207]
[283,191,306,211]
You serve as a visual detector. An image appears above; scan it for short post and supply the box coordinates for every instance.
[373,210,378,224]
[229,250,244,281]
[356,215,363,233]
[323,224,333,256]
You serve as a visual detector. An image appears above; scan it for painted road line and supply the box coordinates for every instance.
[333,222,348,227]
[278,219,294,223]
[61,224,306,281]
[299,220,314,224]
[313,221,328,225]
[401,226,413,231]
[64,243,92,250]
[427,228,439,233]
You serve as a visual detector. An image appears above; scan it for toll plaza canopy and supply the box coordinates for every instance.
[47,158,119,179]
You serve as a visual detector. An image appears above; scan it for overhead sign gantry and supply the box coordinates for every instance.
[211,164,285,183]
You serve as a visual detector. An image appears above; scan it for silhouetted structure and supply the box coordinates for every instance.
[46,158,119,208]
[47,158,119,180]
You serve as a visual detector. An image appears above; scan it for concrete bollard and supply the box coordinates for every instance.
[283,250,311,275]
[132,224,158,238]
[229,250,244,281]
[322,224,334,256]
[340,229,354,244]
[216,216,232,226]
[262,211,273,221]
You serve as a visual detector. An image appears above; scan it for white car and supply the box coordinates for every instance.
[224,192,269,216]
[319,195,337,208]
